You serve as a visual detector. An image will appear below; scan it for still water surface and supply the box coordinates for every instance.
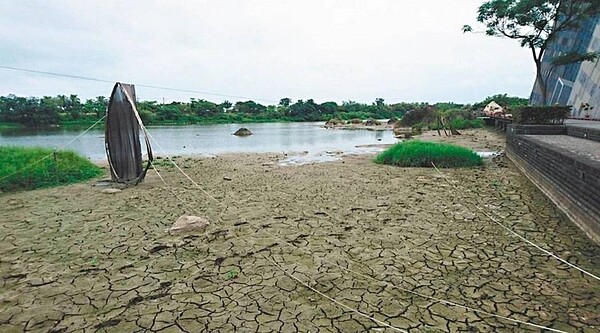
[0,122,398,161]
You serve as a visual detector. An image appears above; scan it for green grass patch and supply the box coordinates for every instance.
[450,118,484,130]
[0,146,103,192]
[375,141,483,168]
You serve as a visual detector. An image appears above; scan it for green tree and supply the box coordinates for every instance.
[464,0,600,105]
[319,102,338,116]
[279,98,292,107]
[190,98,219,116]
[93,96,108,118]
[474,93,528,109]
[289,99,321,120]
[156,103,183,121]
[233,101,267,114]
[220,100,232,112]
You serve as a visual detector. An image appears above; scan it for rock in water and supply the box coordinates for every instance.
[170,215,210,235]
[364,118,381,126]
[233,128,252,136]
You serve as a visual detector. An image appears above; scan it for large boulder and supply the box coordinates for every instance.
[233,128,252,136]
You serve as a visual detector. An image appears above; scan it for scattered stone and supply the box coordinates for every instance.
[325,118,345,127]
[214,257,225,266]
[95,319,121,329]
[364,118,381,126]
[148,244,170,254]
[101,188,122,194]
[169,215,210,235]
[233,128,252,136]
[223,177,232,181]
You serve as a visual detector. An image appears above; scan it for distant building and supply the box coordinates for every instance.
[529,16,600,119]
[483,101,504,116]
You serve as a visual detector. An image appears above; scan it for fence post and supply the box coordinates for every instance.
[53,150,58,182]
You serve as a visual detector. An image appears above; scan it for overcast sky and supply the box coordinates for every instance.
[0,1,534,104]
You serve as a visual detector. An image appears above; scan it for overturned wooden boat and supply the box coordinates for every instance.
[105,82,153,185]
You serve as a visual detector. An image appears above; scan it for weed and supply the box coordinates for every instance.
[225,269,239,280]
[375,141,483,168]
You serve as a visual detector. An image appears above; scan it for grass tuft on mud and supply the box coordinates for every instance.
[375,140,483,168]
[0,146,103,192]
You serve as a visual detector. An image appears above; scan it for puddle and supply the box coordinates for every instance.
[477,151,501,158]
[278,146,389,166]
[278,152,341,166]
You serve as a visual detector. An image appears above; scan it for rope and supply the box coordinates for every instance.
[143,129,225,207]
[0,115,106,182]
[149,160,207,218]
[142,141,409,330]
[260,253,408,333]
[139,148,570,331]
[430,162,600,282]
[0,65,279,103]
[148,156,409,331]
[305,248,566,332]
[247,223,567,332]
[65,115,107,145]
[0,153,54,182]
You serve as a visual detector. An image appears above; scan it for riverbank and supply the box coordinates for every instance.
[1,129,599,332]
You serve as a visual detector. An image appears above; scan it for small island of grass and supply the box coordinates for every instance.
[0,147,103,192]
[375,141,483,168]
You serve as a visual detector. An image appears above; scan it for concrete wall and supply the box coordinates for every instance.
[566,125,600,142]
[506,125,600,244]
[569,19,600,119]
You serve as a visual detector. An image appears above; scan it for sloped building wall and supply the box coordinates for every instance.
[569,20,600,119]
[529,16,600,116]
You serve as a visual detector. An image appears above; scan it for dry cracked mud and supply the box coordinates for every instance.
[1,129,599,332]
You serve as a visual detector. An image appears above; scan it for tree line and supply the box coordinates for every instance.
[0,93,527,127]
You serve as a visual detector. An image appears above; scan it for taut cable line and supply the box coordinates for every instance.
[0,65,279,103]
[430,161,600,282]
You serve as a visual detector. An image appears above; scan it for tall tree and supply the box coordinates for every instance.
[464,0,600,105]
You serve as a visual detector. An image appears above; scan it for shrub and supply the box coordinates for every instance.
[450,118,484,130]
[325,118,344,126]
[375,141,484,168]
[0,147,103,192]
[400,106,436,127]
[513,106,571,125]
[412,123,424,132]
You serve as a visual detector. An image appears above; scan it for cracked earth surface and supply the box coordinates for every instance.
[1,129,599,332]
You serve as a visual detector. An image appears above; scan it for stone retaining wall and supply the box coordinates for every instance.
[507,124,567,135]
[566,125,600,142]
[506,125,600,244]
